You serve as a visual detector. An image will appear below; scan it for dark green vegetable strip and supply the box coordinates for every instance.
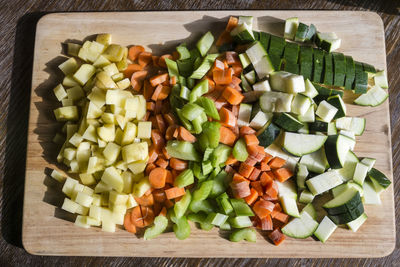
[268,35,286,57]
[283,42,300,63]
[283,60,300,74]
[333,52,346,87]
[344,55,355,90]
[295,23,309,42]
[305,24,317,42]
[323,53,334,86]
[354,71,368,94]
[313,49,325,83]
[259,32,271,51]
[362,63,376,74]
[300,46,313,80]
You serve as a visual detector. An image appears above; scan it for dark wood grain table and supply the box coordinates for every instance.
[0,0,398,265]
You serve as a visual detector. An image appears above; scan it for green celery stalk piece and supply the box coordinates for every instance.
[211,143,232,167]
[187,212,214,230]
[196,31,215,57]
[192,180,214,201]
[218,197,234,216]
[229,216,253,228]
[181,103,204,121]
[189,199,215,213]
[206,212,229,227]
[189,79,209,103]
[230,198,255,216]
[176,43,191,60]
[229,228,257,242]
[143,215,168,240]
[203,148,214,161]
[174,190,192,218]
[202,161,213,176]
[192,162,207,181]
[196,97,220,120]
[166,140,200,161]
[174,169,194,188]
[165,58,179,78]
[233,138,249,162]
[190,54,218,79]
[199,121,221,151]
[173,216,191,240]
[209,170,229,198]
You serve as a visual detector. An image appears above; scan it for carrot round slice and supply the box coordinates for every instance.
[149,167,167,189]
[128,45,145,61]
[123,212,137,234]
[141,206,155,227]
[130,206,144,227]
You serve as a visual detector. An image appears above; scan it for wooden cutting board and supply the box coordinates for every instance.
[23,11,395,257]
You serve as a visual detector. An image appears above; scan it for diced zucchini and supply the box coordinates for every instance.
[354,85,388,107]
[299,189,315,204]
[284,17,299,40]
[374,70,388,89]
[314,216,337,243]
[283,132,327,157]
[282,211,318,238]
[306,170,343,195]
[299,148,329,174]
[316,32,341,52]
[346,213,367,232]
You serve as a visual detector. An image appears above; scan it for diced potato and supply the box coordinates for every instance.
[69,132,83,147]
[109,191,129,206]
[87,156,103,174]
[115,77,129,89]
[136,95,147,120]
[110,105,125,115]
[101,113,115,124]
[82,125,97,142]
[124,97,138,113]
[97,71,117,89]
[66,85,84,101]
[54,106,79,121]
[75,215,90,228]
[78,48,89,61]
[57,143,66,163]
[61,99,74,107]
[87,87,106,108]
[62,177,79,197]
[132,177,151,197]
[97,124,115,142]
[126,194,138,209]
[76,142,91,166]
[53,84,68,101]
[121,122,137,145]
[103,142,121,162]
[101,219,116,232]
[101,191,110,206]
[50,169,67,182]
[86,216,101,226]
[67,43,82,57]
[115,115,127,130]
[93,55,111,68]
[111,206,126,225]
[101,166,124,192]
[58,57,79,75]
[69,160,80,173]
[106,90,133,107]
[83,186,94,196]
[96,33,112,46]
[63,147,76,161]
[73,64,96,86]
[89,206,102,221]
[122,142,148,164]
[86,101,103,119]
[63,74,80,87]
[97,138,107,148]
[86,41,105,62]
[127,158,148,174]
[103,63,119,76]
[71,183,85,200]
[94,181,112,193]
[132,172,144,182]
[91,194,101,206]
[103,44,124,62]
[121,171,133,194]
[79,173,96,185]
[137,121,152,139]
[115,160,127,171]
[116,58,128,71]
[76,204,89,216]
[61,198,80,213]
[111,73,124,82]
[75,191,94,207]
[83,76,96,93]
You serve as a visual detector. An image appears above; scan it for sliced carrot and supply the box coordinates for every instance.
[225,154,238,165]
[271,203,282,218]
[247,145,265,160]
[131,77,142,92]
[231,181,251,198]
[163,113,177,126]
[226,16,239,32]
[265,180,279,199]
[231,105,239,117]
[138,51,153,67]
[165,170,174,185]
[153,189,167,203]
[232,173,250,184]
[143,80,155,101]
[152,55,160,67]
[154,114,166,134]
[170,76,177,85]
[269,157,286,169]
[159,206,167,217]
[225,165,235,174]
[130,206,144,227]
[273,168,294,183]
[219,126,237,146]
[248,167,261,181]
[162,147,171,160]
[215,96,229,110]
[260,172,274,187]
[123,63,143,78]
[141,206,155,227]
[250,181,263,197]
[269,228,286,246]
[274,212,289,224]
[231,75,242,86]
[134,194,154,207]
[143,111,150,121]
[213,59,225,71]
[124,212,137,233]
[158,86,171,100]
[158,54,173,68]
[260,215,273,231]
[145,163,156,176]
[170,158,188,171]
[222,85,244,105]
[225,51,240,66]
[244,188,259,205]
[151,129,165,152]
[154,100,163,114]
[219,107,237,128]
[244,134,259,146]
[178,126,197,143]
[146,101,155,111]
[148,145,158,164]
[239,126,256,137]
[131,70,148,81]
[155,157,168,169]
[238,162,254,178]
[244,156,258,166]
[231,64,243,77]
[165,125,178,140]
[216,30,233,46]
[150,73,169,87]
[165,187,185,199]
[144,188,154,196]
[128,45,145,61]
[213,68,233,85]
[252,199,275,219]
[164,199,174,209]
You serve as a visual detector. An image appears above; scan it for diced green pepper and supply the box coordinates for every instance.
[166,140,200,161]
[233,138,248,162]
[174,169,194,188]
[143,215,168,240]
[192,180,214,201]
[229,228,257,242]
[230,199,255,217]
[174,190,192,218]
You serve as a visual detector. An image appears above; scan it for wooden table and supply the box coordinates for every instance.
[0,0,398,265]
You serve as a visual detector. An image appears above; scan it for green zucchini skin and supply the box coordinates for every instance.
[324,191,362,215]
[273,113,304,132]
[256,122,281,148]
[328,202,365,225]
[368,168,391,189]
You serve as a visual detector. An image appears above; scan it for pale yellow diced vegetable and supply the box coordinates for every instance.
[63,74,80,87]
[97,124,115,142]
[101,191,110,206]
[122,142,148,163]
[63,147,76,161]
[69,132,83,147]
[86,118,101,128]
[86,216,101,226]
[97,71,117,89]
[111,206,126,225]
[93,55,111,68]
[75,215,90,228]
[75,191,94,207]
[61,198,79,213]
[66,85,85,101]
[101,219,116,232]
[86,101,103,119]
[50,169,67,182]
[111,105,125,116]
[79,173,96,186]
[109,190,129,206]
[54,106,79,121]
[136,95,147,120]
[76,204,89,216]
[91,194,101,206]
[53,84,68,101]
[82,125,97,143]
[115,115,127,130]
[126,194,138,209]
[66,124,78,140]
[83,186,94,196]
[101,166,124,192]
[111,73,124,82]
[76,141,91,166]
[97,138,107,148]
[132,177,151,197]
[122,171,133,194]
[67,43,82,57]
[115,160,127,171]
[86,41,105,62]
[94,181,112,193]
[58,57,79,75]
[101,113,115,124]
[73,64,96,86]
[57,143,66,163]
[87,156,102,174]
[96,33,112,46]
[71,183,85,201]
[121,122,137,145]
[103,63,119,76]
[127,158,148,175]
[87,87,106,108]
[89,206,102,223]
[115,77,130,90]
[106,90,133,107]
[103,44,124,62]
[116,58,128,71]
[103,142,121,163]
[83,76,95,93]
[69,160,80,173]
[61,99,74,106]
[132,172,145,182]
[137,121,152,139]
[124,97,138,112]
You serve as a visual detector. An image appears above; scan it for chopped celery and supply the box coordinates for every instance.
[229,228,257,242]
[211,144,232,167]
[179,76,187,86]
[196,31,214,57]
[217,192,229,200]
[166,140,200,161]
[203,148,214,161]
[189,79,209,103]
[202,161,213,176]
[173,216,191,240]
[192,111,207,134]
[233,138,249,162]
[196,97,220,120]
[165,58,179,78]
[209,166,221,179]
[209,170,229,198]
[199,122,221,151]
[187,212,214,230]
[180,85,191,100]
[181,103,205,121]
[192,180,214,201]
[176,43,191,60]
[189,199,215,213]
[190,54,218,79]
[218,197,234,216]
[206,212,229,227]
[220,221,231,230]
[176,108,194,131]
[174,190,192,218]
[230,199,255,216]
[229,216,253,228]
[143,215,168,240]
[177,59,193,77]
[174,169,195,188]
[187,77,196,89]
[193,162,207,180]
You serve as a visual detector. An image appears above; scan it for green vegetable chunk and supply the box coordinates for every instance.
[229,228,257,242]
[233,138,249,162]
[174,169,194,188]
[143,215,168,240]
[174,190,192,218]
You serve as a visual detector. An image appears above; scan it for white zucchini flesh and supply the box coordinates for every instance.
[283,132,327,157]
[282,211,319,239]
[299,148,329,174]
[237,103,252,127]
[284,17,299,40]
[302,79,319,98]
[362,181,381,205]
[373,70,388,89]
[314,216,337,243]
[306,170,343,195]
[346,213,368,232]
[316,100,338,122]
[252,80,271,92]
[353,162,369,186]
[249,111,272,130]
[354,85,388,107]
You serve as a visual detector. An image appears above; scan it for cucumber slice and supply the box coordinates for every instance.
[249,110,272,130]
[253,80,271,92]
[316,32,341,52]
[296,163,309,189]
[302,203,317,220]
[374,70,388,89]
[363,181,381,205]
[295,23,309,42]
[346,213,367,232]
[237,103,252,127]
[302,79,319,99]
[306,170,343,195]
[347,181,364,197]
[260,91,294,113]
[344,55,355,90]
[327,94,346,119]
[354,85,388,107]
[282,210,319,239]
[328,122,337,135]
[328,202,364,225]
[339,130,355,141]
[284,17,299,40]
[299,148,329,174]
[368,168,391,189]
[337,150,359,181]
[314,216,337,243]
[361,158,376,171]
[316,100,338,122]
[323,187,361,215]
[353,162,369,186]
[283,132,327,157]
[299,47,313,80]
[274,113,304,132]
[323,53,334,85]
[350,117,366,136]
[331,183,349,198]
[244,70,257,85]
[283,61,300,74]
[256,121,280,147]
[298,105,315,123]
[253,55,275,79]
[269,71,291,91]
[239,53,251,69]
[324,134,355,169]
[240,73,252,92]
[299,190,315,204]
[291,94,312,115]
[335,117,352,131]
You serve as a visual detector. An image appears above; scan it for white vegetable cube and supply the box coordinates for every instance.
[122,142,148,163]
[124,97,139,118]
[128,158,148,174]
[335,117,352,130]
[86,41,105,62]
[374,70,388,89]
[106,90,132,107]
[137,121,152,139]
[87,102,103,119]
[136,95,147,120]
[132,177,151,197]
[270,71,292,92]
[54,106,79,121]
[291,94,312,115]
[116,78,131,90]
[96,33,112,46]
[58,57,79,75]
[97,124,115,142]
[73,64,96,86]
[94,181,113,193]
[85,216,101,226]
[237,103,252,127]
[112,73,124,82]
[75,215,90,229]
[82,186,94,196]
[109,190,129,205]
[126,194,138,209]
[111,105,125,116]
[79,173,96,185]
[115,160,128,171]
[114,128,124,146]
[87,87,106,108]
[63,74,80,87]
[286,74,305,93]
[252,80,271,92]
[53,84,67,101]
[76,142,91,166]
[75,191,94,207]
[93,55,111,68]
[101,113,115,124]
[89,205,102,220]
[91,194,101,206]
[249,111,272,130]
[102,219,116,232]
[50,169,67,182]
[316,101,338,122]
[63,148,76,161]
[101,166,124,192]
[69,133,83,147]
[71,183,85,200]
[122,171,133,194]
[112,206,126,225]
[103,44,124,62]
[121,122,137,145]
[103,142,121,162]
[61,198,80,213]
[103,63,119,76]
[82,125,97,143]
[76,204,89,216]
[314,216,337,243]
[284,17,299,40]
[62,99,74,107]
[115,114,127,130]
[353,162,369,186]
[97,71,117,89]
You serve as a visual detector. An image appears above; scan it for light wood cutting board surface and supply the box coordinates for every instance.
[22,11,395,257]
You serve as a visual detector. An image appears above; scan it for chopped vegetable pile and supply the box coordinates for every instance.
[48,15,391,245]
